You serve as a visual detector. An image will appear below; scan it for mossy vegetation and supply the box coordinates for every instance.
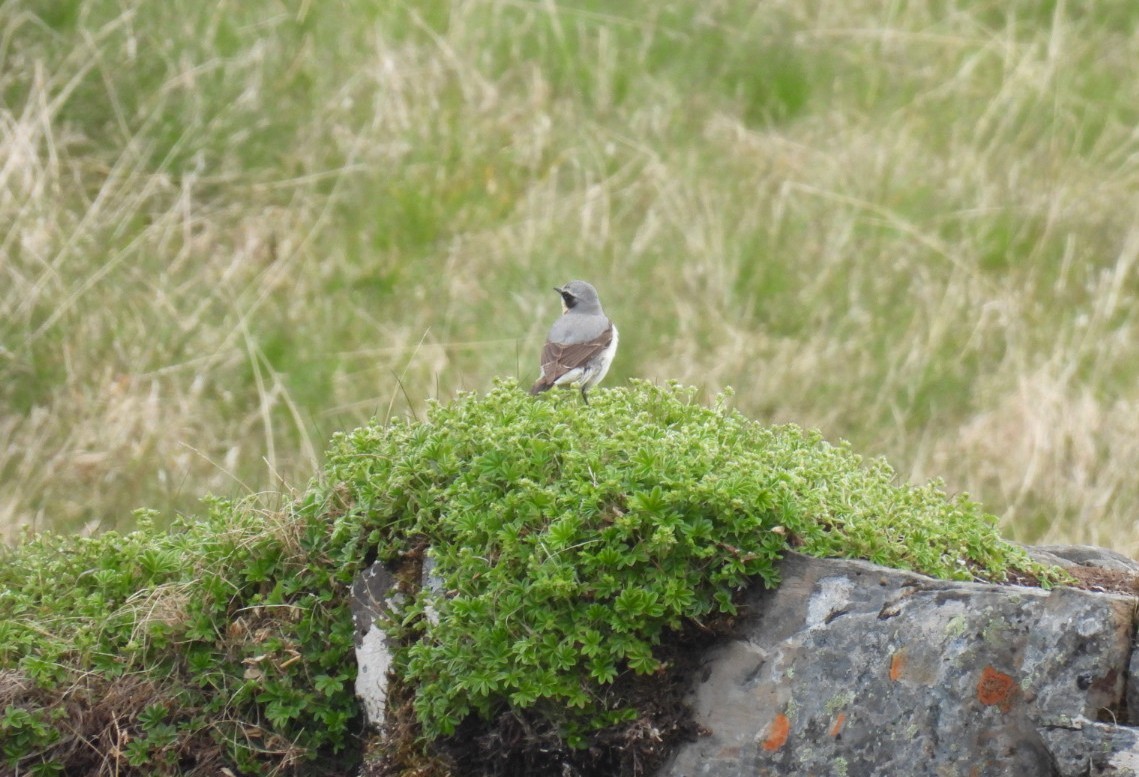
[328,380,1053,771]
[0,503,364,776]
[0,381,1053,774]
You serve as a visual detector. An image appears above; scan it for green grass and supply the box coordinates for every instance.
[3,0,1139,550]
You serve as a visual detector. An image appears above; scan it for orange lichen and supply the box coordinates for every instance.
[889,650,906,681]
[829,711,846,737]
[762,712,791,751]
[976,666,1016,712]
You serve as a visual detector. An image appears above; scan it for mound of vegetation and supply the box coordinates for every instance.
[0,499,364,776]
[325,380,1054,775]
[0,380,1053,775]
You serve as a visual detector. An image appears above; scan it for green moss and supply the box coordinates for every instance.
[0,505,364,775]
[1,380,1056,773]
[324,379,1053,742]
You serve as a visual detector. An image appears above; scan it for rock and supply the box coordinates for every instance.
[350,561,400,724]
[657,552,1139,777]
[1027,544,1139,574]
[352,556,445,727]
[353,548,1139,775]
[1028,544,1139,728]
[1042,718,1139,776]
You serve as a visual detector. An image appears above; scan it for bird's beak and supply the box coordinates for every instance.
[553,286,565,294]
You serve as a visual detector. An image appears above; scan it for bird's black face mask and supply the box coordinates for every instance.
[557,288,577,310]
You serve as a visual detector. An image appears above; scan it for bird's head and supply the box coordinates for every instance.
[555,280,602,314]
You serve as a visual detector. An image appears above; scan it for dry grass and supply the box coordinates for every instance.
[3,0,1139,553]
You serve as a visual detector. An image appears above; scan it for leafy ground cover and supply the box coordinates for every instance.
[1,381,1056,775]
[0,503,364,776]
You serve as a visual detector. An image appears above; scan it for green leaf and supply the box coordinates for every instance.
[588,657,618,685]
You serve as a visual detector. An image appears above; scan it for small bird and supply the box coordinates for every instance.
[529,280,618,404]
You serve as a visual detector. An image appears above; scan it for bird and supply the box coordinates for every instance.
[529,280,618,404]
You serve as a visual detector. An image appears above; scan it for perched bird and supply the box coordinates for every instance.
[529,280,618,404]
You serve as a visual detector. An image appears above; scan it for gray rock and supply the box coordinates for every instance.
[658,552,1138,777]
[1027,545,1139,574]
[351,561,400,724]
[1130,649,1139,746]
[1042,717,1139,776]
[352,557,445,727]
[352,547,1139,774]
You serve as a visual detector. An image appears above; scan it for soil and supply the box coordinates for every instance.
[1061,564,1139,597]
[1006,561,1139,597]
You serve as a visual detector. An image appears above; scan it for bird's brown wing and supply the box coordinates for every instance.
[529,323,613,394]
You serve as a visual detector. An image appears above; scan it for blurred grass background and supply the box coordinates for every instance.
[2,0,1138,551]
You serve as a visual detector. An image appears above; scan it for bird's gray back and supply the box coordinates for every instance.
[550,311,610,344]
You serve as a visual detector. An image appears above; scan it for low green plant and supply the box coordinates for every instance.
[324,379,1053,746]
[0,379,1056,774]
[0,506,363,775]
